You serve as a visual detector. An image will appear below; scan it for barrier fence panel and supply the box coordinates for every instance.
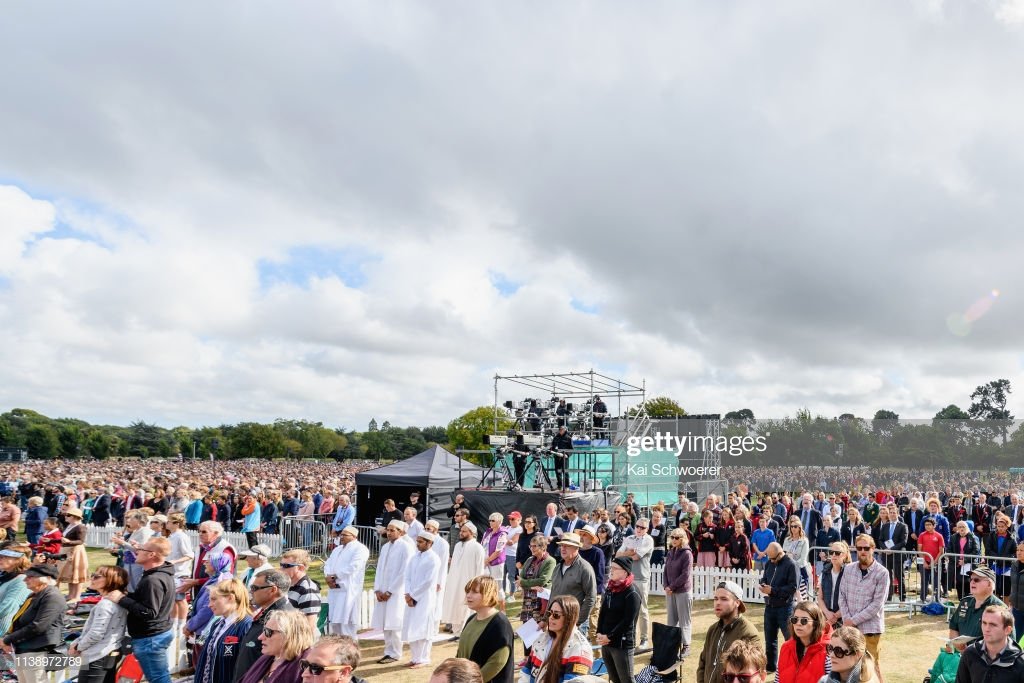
[938,552,994,607]
[282,516,331,558]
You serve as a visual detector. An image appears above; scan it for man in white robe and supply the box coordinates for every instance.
[424,519,449,631]
[371,520,415,664]
[402,531,443,667]
[323,525,369,638]
[440,521,486,635]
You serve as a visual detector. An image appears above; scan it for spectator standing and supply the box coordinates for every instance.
[596,556,641,683]
[752,516,775,571]
[953,604,1024,682]
[1009,543,1024,643]
[517,535,556,662]
[549,532,597,635]
[105,536,176,683]
[300,635,368,683]
[817,541,850,629]
[760,542,799,674]
[695,581,759,683]
[442,522,486,635]
[482,513,510,607]
[777,601,832,683]
[0,564,66,683]
[69,565,129,683]
[238,608,315,683]
[456,575,515,683]
[402,531,442,668]
[240,494,262,548]
[784,516,812,602]
[324,526,369,638]
[577,525,607,641]
[820,625,877,683]
[194,579,254,683]
[0,548,31,634]
[23,497,47,545]
[838,534,889,670]
[281,548,322,629]
[520,595,593,683]
[618,517,654,647]
[372,520,414,664]
[58,506,89,604]
[233,569,294,683]
[664,528,694,656]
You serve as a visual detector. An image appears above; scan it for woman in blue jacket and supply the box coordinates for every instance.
[194,578,253,683]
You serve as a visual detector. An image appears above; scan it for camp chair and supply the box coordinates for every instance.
[634,622,683,683]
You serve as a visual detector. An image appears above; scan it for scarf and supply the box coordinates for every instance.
[607,573,634,593]
[524,553,548,580]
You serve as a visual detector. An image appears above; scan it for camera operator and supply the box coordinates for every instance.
[551,426,574,491]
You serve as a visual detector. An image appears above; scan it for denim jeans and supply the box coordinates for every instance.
[763,604,792,672]
[133,629,174,683]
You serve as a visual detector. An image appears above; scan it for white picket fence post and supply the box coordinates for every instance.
[649,565,765,603]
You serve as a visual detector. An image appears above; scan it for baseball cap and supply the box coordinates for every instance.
[238,544,272,558]
[717,580,747,613]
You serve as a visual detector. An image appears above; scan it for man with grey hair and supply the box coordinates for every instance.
[404,506,424,540]
[618,516,654,647]
[182,520,236,599]
[232,569,294,683]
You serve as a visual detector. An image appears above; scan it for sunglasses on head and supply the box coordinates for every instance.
[826,643,855,659]
[298,660,349,675]
[789,616,812,626]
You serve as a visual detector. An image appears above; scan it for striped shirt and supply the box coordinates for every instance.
[288,575,322,616]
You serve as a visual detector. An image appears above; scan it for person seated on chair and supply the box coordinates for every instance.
[521,595,593,683]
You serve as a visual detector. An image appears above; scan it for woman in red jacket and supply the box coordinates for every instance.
[777,600,832,683]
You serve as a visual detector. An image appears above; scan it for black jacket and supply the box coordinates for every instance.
[761,554,798,608]
[120,562,175,638]
[597,582,641,649]
[3,585,66,653]
[955,637,1024,683]
[232,597,294,683]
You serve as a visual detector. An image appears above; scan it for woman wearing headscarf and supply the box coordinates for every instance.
[183,551,235,652]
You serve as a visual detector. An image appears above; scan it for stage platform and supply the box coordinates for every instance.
[458,488,622,531]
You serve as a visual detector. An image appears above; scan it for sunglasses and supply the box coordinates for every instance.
[789,616,812,626]
[298,660,349,675]
[722,674,760,683]
[829,550,844,556]
[251,584,273,591]
[826,644,854,659]
[262,627,279,638]
[546,610,564,619]
[279,562,299,569]
[855,546,872,552]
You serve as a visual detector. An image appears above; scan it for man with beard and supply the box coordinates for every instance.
[372,520,415,665]
[324,526,370,639]
[695,581,759,683]
[441,521,486,636]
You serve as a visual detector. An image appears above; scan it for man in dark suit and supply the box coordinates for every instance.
[1002,493,1024,534]
[875,504,908,601]
[796,494,823,555]
[972,493,994,550]
[231,570,294,683]
[561,506,583,534]
[903,499,924,552]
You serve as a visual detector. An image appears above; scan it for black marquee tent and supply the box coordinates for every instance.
[354,445,492,525]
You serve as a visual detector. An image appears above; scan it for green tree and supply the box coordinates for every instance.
[25,424,59,460]
[629,397,685,418]
[934,404,970,420]
[969,379,1013,444]
[228,422,284,459]
[447,406,513,454]
[85,430,112,460]
[422,426,447,444]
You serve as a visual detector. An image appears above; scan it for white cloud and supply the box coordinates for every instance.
[1,4,1024,429]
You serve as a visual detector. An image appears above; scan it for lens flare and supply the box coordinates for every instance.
[947,290,1000,336]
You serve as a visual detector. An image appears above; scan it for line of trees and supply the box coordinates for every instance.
[0,409,448,462]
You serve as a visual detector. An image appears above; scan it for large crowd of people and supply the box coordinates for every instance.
[1,460,1024,681]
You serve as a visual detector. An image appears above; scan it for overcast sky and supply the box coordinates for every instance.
[3,1,1024,430]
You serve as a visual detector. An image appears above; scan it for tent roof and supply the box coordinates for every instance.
[354,445,488,489]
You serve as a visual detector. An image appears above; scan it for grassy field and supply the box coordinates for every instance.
[78,547,946,683]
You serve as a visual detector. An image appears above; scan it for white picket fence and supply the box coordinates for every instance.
[85,524,284,557]
[649,565,766,603]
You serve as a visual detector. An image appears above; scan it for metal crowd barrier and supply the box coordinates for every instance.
[938,551,996,607]
[282,516,331,558]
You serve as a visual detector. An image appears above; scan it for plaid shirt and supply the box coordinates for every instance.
[838,558,889,634]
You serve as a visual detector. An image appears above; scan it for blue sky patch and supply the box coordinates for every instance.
[570,298,601,315]
[258,245,379,289]
[489,271,521,297]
